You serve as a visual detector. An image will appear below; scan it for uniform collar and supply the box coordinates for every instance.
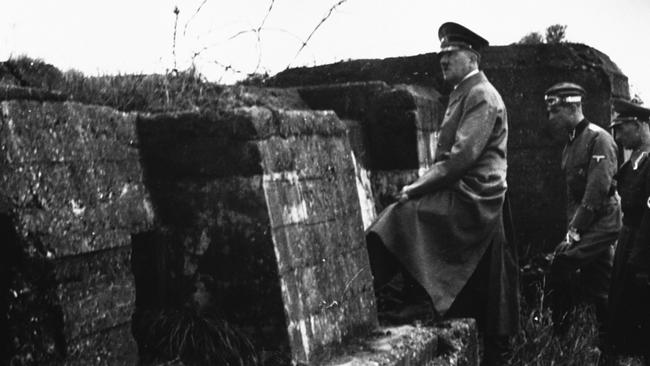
[568,119,589,142]
[454,69,480,90]
[632,143,650,170]
[449,71,486,101]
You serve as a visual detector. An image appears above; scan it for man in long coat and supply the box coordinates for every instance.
[366,22,519,364]
[607,99,650,363]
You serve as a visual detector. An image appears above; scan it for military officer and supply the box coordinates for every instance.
[366,22,519,365]
[543,83,621,343]
[607,98,650,363]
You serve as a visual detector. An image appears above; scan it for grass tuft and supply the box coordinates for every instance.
[139,306,259,366]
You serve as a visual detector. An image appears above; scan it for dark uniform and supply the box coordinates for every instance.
[607,99,650,361]
[544,83,621,335]
[366,22,519,346]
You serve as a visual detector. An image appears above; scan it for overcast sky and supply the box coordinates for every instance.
[2,0,649,99]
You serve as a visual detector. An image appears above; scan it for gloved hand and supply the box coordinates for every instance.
[554,228,581,254]
[395,185,412,203]
[565,227,581,244]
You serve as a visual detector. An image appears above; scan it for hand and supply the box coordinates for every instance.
[564,227,581,245]
[396,191,409,203]
[395,185,411,203]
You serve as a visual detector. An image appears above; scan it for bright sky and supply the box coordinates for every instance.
[2,0,649,100]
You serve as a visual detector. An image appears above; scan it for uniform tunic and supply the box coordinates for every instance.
[609,147,650,355]
[549,120,621,334]
[367,71,519,335]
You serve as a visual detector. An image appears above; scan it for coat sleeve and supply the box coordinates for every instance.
[569,132,618,231]
[405,87,499,198]
[628,171,650,273]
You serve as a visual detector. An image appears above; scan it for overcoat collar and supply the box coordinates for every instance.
[448,71,487,104]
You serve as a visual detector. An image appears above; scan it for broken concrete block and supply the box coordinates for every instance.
[133,105,377,364]
[1,99,151,365]
[319,319,479,366]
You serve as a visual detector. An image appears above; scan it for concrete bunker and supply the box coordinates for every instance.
[1,41,631,365]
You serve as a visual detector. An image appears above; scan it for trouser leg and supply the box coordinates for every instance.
[446,245,513,366]
[482,335,511,366]
[366,233,400,292]
[581,246,614,348]
[548,241,614,336]
[548,256,578,334]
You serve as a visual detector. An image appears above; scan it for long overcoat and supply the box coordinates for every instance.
[367,71,518,335]
[609,148,650,354]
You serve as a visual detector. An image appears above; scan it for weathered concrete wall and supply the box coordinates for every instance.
[133,101,377,364]
[269,43,630,256]
[0,85,380,365]
[294,82,442,219]
[0,88,153,365]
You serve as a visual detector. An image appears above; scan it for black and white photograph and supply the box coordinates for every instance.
[2,1,649,365]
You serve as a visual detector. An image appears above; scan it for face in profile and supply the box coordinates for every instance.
[541,102,574,144]
[439,50,474,85]
[612,122,640,149]
[546,103,572,131]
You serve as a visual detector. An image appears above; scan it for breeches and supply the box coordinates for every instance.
[549,230,617,302]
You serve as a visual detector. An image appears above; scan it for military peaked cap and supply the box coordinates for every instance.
[609,98,650,127]
[438,22,489,55]
[544,82,586,107]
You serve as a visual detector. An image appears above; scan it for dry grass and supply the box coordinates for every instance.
[2,56,225,112]
[510,271,644,366]
[60,67,224,112]
[139,307,259,366]
[508,287,601,365]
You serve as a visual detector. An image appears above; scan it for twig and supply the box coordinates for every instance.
[287,0,349,69]
[253,0,275,73]
[172,6,180,71]
[343,267,366,295]
[212,60,246,75]
[258,0,275,33]
[183,0,209,36]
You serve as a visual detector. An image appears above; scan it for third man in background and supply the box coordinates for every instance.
[607,98,650,364]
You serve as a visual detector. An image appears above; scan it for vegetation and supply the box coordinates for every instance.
[508,285,601,365]
[59,67,223,112]
[136,307,260,366]
[545,24,568,44]
[519,24,568,44]
[519,32,544,45]
[510,258,644,366]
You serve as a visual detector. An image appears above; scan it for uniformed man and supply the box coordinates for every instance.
[543,83,621,342]
[366,22,519,365]
[607,98,650,363]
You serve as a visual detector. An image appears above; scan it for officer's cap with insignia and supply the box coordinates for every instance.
[438,22,489,57]
[609,98,650,128]
[544,82,586,107]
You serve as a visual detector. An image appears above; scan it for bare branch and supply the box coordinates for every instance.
[228,28,256,41]
[212,60,246,75]
[172,6,180,71]
[287,0,349,69]
[183,0,209,36]
[253,0,275,75]
[257,0,275,33]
